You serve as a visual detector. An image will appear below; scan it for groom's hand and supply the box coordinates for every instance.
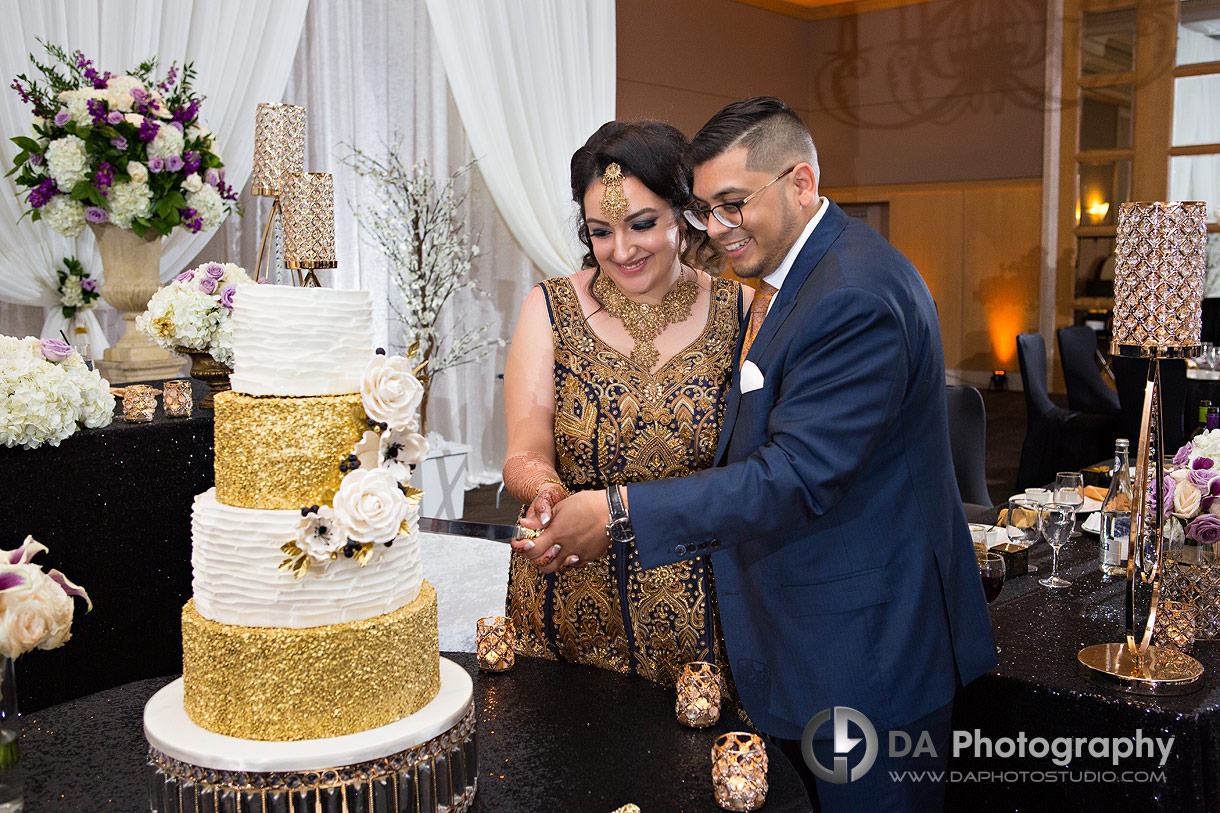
[511,489,611,574]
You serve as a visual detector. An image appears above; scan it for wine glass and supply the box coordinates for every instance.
[1054,471,1085,538]
[1039,502,1075,588]
[978,552,1006,604]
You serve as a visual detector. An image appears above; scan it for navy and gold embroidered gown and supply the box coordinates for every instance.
[507,274,742,689]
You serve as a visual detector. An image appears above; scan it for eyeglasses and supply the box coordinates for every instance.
[683,167,795,231]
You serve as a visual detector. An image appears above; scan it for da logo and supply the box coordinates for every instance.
[801,706,878,783]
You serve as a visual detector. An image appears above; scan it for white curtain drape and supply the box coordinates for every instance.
[0,0,307,345]
[423,0,616,278]
[1172,24,1220,295]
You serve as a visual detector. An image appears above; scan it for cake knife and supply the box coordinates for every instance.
[417,516,535,543]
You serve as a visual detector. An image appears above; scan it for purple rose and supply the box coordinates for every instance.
[27,152,43,166]
[203,263,225,280]
[39,338,72,362]
[205,169,219,187]
[174,269,194,283]
[85,206,108,224]
[1189,468,1220,492]
[168,120,184,132]
[219,285,237,311]
[165,154,184,172]
[148,156,165,173]
[110,136,127,150]
[197,275,218,295]
[53,110,71,127]
[106,111,123,125]
[1187,513,1220,545]
[81,277,97,292]
[130,87,150,104]
[1174,442,1193,466]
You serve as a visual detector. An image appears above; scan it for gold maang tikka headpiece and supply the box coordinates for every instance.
[600,162,629,224]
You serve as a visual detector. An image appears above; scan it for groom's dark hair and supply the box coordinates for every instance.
[687,97,819,183]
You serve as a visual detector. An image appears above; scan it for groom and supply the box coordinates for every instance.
[517,97,996,811]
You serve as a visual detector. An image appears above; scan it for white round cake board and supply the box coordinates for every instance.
[144,656,472,772]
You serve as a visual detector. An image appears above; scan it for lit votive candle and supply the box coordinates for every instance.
[676,661,721,728]
[712,732,768,811]
[122,385,157,423]
[163,379,193,418]
[476,616,515,672]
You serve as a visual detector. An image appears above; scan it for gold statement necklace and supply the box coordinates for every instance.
[593,268,698,370]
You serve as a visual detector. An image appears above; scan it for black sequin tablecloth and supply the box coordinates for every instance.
[948,527,1220,811]
[0,382,211,712]
[19,652,813,812]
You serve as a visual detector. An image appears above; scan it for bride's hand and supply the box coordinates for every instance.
[520,482,568,531]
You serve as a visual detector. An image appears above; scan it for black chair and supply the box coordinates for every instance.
[1112,356,1188,455]
[1056,325,1121,416]
[946,385,991,508]
[1015,333,1118,490]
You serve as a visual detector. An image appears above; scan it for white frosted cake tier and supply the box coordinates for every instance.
[145,657,472,773]
[229,285,374,396]
[190,489,422,628]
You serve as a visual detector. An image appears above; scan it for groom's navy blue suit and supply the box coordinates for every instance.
[628,200,996,741]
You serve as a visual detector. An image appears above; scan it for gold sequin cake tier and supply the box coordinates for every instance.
[182,581,440,741]
[213,390,367,510]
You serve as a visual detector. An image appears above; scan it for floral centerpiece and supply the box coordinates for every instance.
[55,256,99,319]
[0,335,114,449]
[1157,432,1220,545]
[135,261,255,367]
[0,537,91,660]
[7,40,238,238]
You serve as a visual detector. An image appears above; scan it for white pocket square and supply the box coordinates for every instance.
[740,360,765,393]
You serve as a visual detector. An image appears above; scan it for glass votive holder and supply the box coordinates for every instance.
[163,379,193,418]
[712,732,768,811]
[1153,599,1197,654]
[676,661,721,728]
[476,616,515,672]
[122,385,157,422]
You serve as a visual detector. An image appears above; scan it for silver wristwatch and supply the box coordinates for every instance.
[605,485,634,545]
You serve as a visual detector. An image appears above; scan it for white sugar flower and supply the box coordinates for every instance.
[379,428,429,485]
[360,354,423,430]
[45,135,88,189]
[331,468,409,544]
[294,507,346,561]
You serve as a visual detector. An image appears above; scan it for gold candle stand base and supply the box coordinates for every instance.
[1077,642,1203,696]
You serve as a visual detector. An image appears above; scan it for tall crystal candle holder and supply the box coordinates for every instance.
[281,172,337,283]
[251,103,306,197]
[711,732,768,811]
[476,616,515,672]
[675,661,721,728]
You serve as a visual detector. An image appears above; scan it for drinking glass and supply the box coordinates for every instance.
[1054,472,1085,511]
[978,552,1006,604]
[1006,498,1041,548]
[1039,502,1075,588]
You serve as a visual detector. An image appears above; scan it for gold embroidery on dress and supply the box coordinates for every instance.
[506,275,742,691]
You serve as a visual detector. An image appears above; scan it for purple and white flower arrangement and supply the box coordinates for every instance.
[7,41,239,239]
[0,334,115,449]
[0,537,91,660]
[136,261,254,367]
[55,256,100,318]
[1157,433,1220,543]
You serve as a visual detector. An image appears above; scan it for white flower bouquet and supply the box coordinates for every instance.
[136,261,255,367]
[0,335,115,449]
[55,256,100,319]
[0,537,91,660]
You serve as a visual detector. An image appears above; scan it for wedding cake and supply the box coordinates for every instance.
[144,285,476,813]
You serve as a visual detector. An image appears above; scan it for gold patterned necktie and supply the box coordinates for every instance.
[740,281,778,364]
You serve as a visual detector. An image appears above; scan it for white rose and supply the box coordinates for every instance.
[1171,468,1191,483]
[360,354,423,429]
[1174,480,1202,519]
[183,173,203,193]
[124,113,144,127]
[0,571,72,658]
[127,161,148,184]
[331,467,409,543]
[1192,429,1220,464]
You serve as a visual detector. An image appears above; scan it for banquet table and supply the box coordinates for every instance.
[0,382,211,712]
[20,652,813,812]
[947,517,1220,811]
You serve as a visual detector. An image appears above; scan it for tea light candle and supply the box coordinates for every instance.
[676,661,721,728]
[122,385,157,422]
[476,616,515,672]
[711,732,768,811]
[163,379,193,418]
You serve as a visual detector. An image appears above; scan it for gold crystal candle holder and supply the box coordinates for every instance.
[163,379,193,418]
[281,172,337,272]
[251,103,306,197]
[122,384,157,422]
[1111,201,1208,358]
[1153,599,1197,654]
[712,732,768,811]
[476,616,515,672]
[676,661,721,728]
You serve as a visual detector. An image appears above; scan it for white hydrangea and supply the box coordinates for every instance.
[60,355,116,428]
[0,337,113,449]
[137,262,254,365]
[210,317,235,366]
[59,278,85,309]
[107,180,153,230]
[57,89,102,124]
[45,135,89,189]
[186,183,225,231]
[40,196,86,238]
[146,124,184,159]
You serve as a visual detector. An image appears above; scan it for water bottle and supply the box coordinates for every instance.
[1100,438,1132,577]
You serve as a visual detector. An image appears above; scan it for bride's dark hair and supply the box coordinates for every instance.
[570,121,722,287]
